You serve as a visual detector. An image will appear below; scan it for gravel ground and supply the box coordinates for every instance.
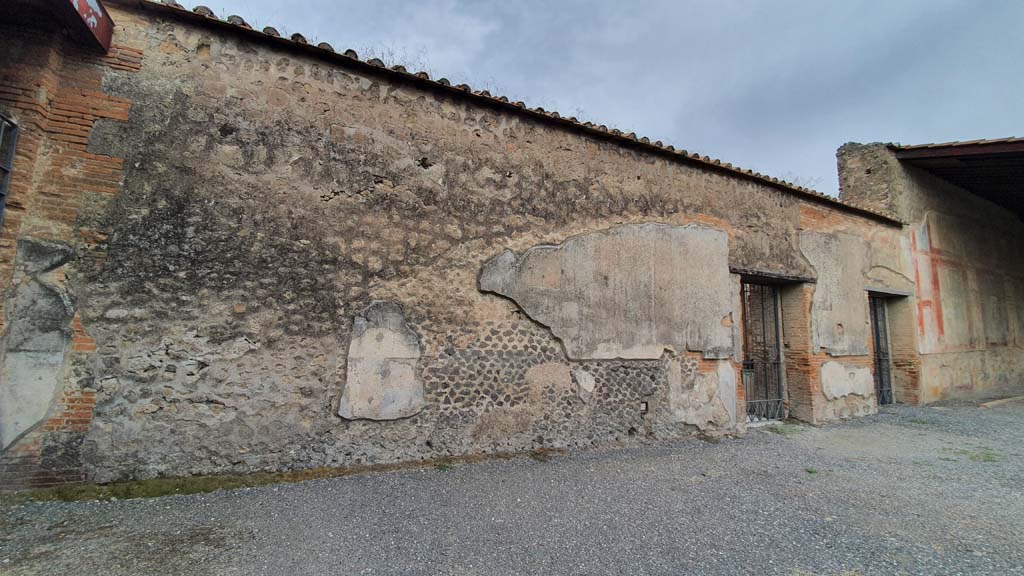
[2,402,1023,576]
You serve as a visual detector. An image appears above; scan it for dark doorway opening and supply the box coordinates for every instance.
[741,282,785,422]
[869,295,894,405]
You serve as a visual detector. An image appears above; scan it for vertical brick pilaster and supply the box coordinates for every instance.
[0,20,141,491]
[886,296,922,404]
[780,283,818,422]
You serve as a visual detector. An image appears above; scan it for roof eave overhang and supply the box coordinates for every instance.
[890,140,1024,160]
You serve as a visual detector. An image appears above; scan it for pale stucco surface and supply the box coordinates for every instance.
[479,223,739,361]
[800,231,870,357]
[820,361,874,401]
[338,302,424,421]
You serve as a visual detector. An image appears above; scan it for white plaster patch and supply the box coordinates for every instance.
[338,302,424,421]
[664,356,735,431]
[715,361,738,427]
[572,367,596,403]
[479,223,738,360]
[820,361,874,400]
[0,353,66,450]
[0,239,76,450]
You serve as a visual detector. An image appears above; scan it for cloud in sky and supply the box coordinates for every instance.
[181,0,1023,195]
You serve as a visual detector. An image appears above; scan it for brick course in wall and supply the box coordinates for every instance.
[0,19,140,490]
[794,202,914,420]
[780,283,816,421]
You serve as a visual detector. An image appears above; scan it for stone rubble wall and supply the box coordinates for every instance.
[1,5,909,487]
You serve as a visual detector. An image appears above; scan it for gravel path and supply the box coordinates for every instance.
[2,402,1023,575]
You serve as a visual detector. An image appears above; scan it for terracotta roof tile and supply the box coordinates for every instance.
[113,0,900,224]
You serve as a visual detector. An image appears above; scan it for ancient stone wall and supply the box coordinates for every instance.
[839,143,1024,402]
[2,4,905,487]
[787,203,915,421]
[0,10,142,489]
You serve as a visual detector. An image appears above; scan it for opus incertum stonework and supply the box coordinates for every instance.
[1,0,1021,490]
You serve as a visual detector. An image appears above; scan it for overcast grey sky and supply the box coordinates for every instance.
[181,0,1023,195]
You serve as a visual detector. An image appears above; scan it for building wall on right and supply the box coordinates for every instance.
[838,143,1024,403]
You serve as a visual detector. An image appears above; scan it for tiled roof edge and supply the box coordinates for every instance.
[889,136,1022,151]
[103,0,903,226]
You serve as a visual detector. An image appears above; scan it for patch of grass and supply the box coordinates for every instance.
[5,448,569,504]
[907,418,929,425]
[6,473,289,504]
[959,449,1001,463]
[764,423,803,437]
[804,467,819,474]
[944,445,1002,463]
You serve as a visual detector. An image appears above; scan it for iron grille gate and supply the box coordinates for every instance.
[870,296,894,405]
[0,114,18,227]
[741,282,785,422]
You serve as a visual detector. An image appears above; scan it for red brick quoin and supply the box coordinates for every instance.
[0,19,140,490]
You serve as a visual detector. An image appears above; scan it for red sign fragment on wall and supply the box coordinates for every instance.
[67,0,115,52]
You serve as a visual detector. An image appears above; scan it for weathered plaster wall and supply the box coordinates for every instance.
[818,360,875,420]
[479,223,738,360]
[2,5,904,487]
[338,301,424,421]
[839,143,1024,402]
[792,203,916,419]
[800,231,870,357]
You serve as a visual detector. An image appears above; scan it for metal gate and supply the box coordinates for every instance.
[869,296,894,405]
[741,282,785,421]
